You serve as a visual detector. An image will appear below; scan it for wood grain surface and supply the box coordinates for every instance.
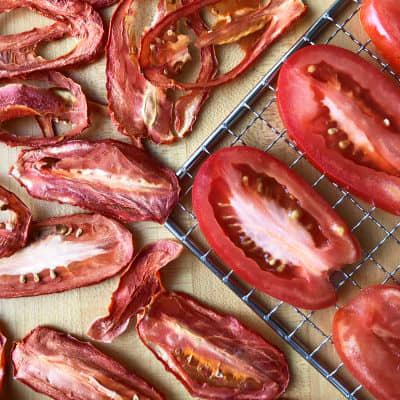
[0,1,393,399]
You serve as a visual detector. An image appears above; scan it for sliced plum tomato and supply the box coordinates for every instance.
[0,213,133,298]
[0,185,31,258]
[277,44,400,215]
[0,0,104,79]
[192,146,360,309]
[10,140,180,224]
[361,0,400,74]
[137,291,289,400]
[88,239,183,343]
[333,285,400,400]
[107,0,217,146]
[12,327,164,400]
[139,0,306,90]
[0,71,88,147]
[0,329,6,392]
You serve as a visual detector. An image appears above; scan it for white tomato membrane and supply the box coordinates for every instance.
[229,186,331,276]
[0,234,107,276]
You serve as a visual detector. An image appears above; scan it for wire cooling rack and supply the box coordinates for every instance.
[165,0,400,398]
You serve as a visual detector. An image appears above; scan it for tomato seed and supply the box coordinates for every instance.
[50,270,57,280]
[307,64,317,74]
[33,273,40,283]
[327,127,338,135]
[338,140,350,150]
[75,228,83,238]
[383,118,391,127]
[19,275,27,284]
[242,175,249,185]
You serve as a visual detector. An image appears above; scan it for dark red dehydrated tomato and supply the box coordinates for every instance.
[88,239,183,343]
[0,213,133,298]
[0,185,31,258]
[0,329,6,392]
[0,0,104,78]
[10,140,180,224]
[12,326,164,400]
[0,71,88,147]
[139,0,306,90]
[107,0,217,146]
[138,291,290,400]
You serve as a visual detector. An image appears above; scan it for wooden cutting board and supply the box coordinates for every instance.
[0,1,373,399]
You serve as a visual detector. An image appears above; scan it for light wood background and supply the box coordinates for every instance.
[0,1,392,399]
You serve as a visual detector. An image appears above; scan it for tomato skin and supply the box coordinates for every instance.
[361,0,400,74]
[137,291,290,400]
[192,146,360,310]
[0,330,6,392]
[12,327,164,400]
[277,44,400,215]
[88,239,183,343]
[333,285,400,400]
[0,213,134,298]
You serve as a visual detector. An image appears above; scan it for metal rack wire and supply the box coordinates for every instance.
[165,0,400,398]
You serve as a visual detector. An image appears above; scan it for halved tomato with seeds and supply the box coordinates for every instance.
[333,285,400,400]
[192,146,360,309]
[277,44,400,215]
[0,213,134,298]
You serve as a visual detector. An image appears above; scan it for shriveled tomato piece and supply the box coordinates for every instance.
[138,291,289,399]
[0,329,6,392]
[0,185,31,258]
[12,327,164,399]
[10,140,180,223]
[139,0,306,89]
[361,0,400,74]
[0,0,104,78]
[193,146,360,309]
[0,72,88,147]
[333,285,400,400]
[0,213,133,298]
[88,239,183,343]
[107,0,217,146]
[277,44,400,215]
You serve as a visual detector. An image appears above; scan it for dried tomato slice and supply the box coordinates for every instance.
[10,140,180,223]
[0,72,88,147]
[0,330,6,392]
[88,239,183,343]
[0,0,104,79]
[0,185,31,258]
[107,0,217,146]
[12,327,164,400]
[139,0,306,90]
[0,213,133,298]
[138,291,290,400]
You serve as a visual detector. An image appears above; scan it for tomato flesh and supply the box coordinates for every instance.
[193,146,360,309]
[333,285,400,400]
[277,44,400,215]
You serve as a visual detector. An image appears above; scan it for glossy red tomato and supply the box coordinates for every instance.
[333,285,400,400]
[277,44,400,215]
[192,146,360,309]
[361,0,400,74]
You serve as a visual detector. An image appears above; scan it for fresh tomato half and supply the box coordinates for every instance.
[333,285,400,400]
[192,146,360,309]
[361,0,400,74]
[0,213,134,298]
[138,291,289,400]
[277,44,400,215]
[12,327,164,399]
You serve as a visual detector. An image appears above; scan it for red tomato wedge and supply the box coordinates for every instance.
[277,44,400,215]
[0,0,104,78]
[0,185,31,258]
[0,213,134,298]
[192,146,360,309]
[0,330,6,392]
[0,72,88,147]
[88,239,183,343]
[333,285,400,400]
[10,140,180,224]
[361,0,400,74]
[12,327,164,399]
[138,291,289,400]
